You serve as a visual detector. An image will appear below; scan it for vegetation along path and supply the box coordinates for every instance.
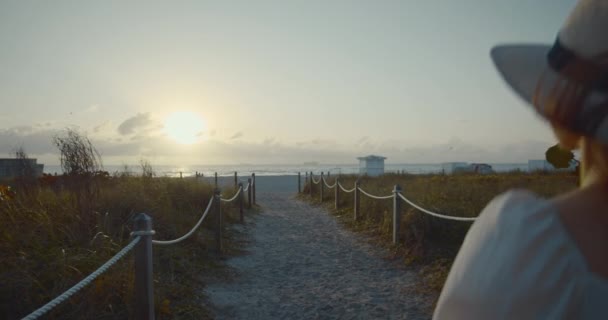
[206,185,430,319]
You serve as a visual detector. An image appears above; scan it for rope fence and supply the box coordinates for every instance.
[21,172,256,320]
[358,187,394,200]
[338,182,356,193]
[22,237,141,320]
[301,171,477,245]
[322,177,337,189]
[398,193,477,222]
[151,198,216,245]
[220,186,242,203]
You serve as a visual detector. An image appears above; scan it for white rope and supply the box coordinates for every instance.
[322,177,337,189]
[22,237,141,320]
[311,177,321,184]
[152,198,215,245]
[338,182,356,193]
[357,187,394,200]
[398,193,477,222]
[220,187,241,203]
[243,184,250,192]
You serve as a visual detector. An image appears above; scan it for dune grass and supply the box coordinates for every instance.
[302,171,578,297]
[0,173,246,319]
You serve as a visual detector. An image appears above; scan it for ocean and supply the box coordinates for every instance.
[43,163,529,177]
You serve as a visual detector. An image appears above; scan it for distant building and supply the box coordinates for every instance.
[441,162,469,174]
[528,159,576,172]
[469,163,495,174]
[0,158,44,179]
[357,155,386,177]
[442,162,495,174]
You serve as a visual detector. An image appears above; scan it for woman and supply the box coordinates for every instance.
[433,1,608,319]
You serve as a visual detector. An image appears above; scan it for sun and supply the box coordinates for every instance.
[164,111,206,144]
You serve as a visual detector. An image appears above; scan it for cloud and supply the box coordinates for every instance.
[230,131,243,140]
[93,121,110,133]
[0,121,556,166]
[262,137,276,145]
[0,126,60,157]
[85,105,99,113]
[355,136,369,146]
[117,113,155,135]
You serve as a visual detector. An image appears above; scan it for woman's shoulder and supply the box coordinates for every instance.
[434,189,588,319]
[456,189,558,255]
[452,189,575,275]
[477,189,546,224]
[469,189,554,235]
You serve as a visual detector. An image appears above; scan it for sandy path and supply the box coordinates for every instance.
[205,191,430,319]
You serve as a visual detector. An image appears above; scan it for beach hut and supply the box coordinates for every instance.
[357,155,386,177]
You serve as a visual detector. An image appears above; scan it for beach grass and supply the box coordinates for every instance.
[301,171,578,300]
[0,172,245,319]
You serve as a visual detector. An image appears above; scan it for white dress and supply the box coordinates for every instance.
[433,190,608,320]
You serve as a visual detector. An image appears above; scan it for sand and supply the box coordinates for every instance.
[205,176,431,319]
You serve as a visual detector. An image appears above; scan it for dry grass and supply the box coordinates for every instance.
[302,171,578,298]
[0,174,245,319]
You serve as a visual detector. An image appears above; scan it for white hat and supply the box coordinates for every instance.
[491,0,608,144]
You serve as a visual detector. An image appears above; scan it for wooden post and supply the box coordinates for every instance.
[234,171,237,188]
[298,172,301,193]
[238,182,244,223]
[335,177,340,210]
[393,184,402,244]
[134,213,155,320]
[354,180,360,221]
[214,172,218,187]
[309,172,314,197]
[252,173,256,205]
[247,178,252,209]
[179,171,183,179]
[320,172,324,202]
[327,171,330,179]
[214,188,222,252]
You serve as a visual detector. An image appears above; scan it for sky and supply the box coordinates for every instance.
[0,0,576,166]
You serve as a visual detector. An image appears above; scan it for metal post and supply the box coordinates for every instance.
[320,172,324,202]
[214,188,222,252]
[327,171,330,179]
[252,173,256,205]
[238,182,244,223]
[134,213,155,320]
[335,177,339,210]
[234,171,237,188]
[247,178,252,209]
[393,184,402,244]
[214,172,218,187]
[354,180,360,221]
[305,172,308,192]
[298,172,301,193]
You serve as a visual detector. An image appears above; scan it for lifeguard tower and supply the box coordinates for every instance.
[357,155,386,177]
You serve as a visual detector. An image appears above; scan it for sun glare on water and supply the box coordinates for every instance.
[164,111,206,144]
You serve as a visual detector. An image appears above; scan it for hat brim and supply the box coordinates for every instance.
[491,44,608,144]
[491,44,552,108]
